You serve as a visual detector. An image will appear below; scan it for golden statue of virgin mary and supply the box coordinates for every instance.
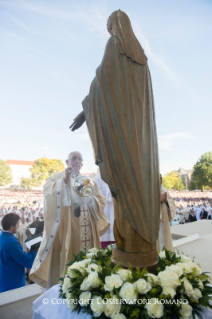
[70,10,160,269]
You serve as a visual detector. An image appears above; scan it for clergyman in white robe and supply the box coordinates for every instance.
[30,171,109,288]
[94,173,115,249]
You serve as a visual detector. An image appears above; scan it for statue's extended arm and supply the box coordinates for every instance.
[69,110,85,131]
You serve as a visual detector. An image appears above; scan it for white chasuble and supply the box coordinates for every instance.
[29,172,109,288]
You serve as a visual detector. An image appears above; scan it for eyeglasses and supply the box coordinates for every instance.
[70,156,83,162]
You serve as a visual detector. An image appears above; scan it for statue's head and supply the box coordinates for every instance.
[107,10,132,37]
[107,10,147,65]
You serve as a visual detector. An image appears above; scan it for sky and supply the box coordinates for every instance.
[0,0,212,174]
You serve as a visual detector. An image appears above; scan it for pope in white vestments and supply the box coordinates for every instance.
[30,152,109,288]
[94,173,115,248]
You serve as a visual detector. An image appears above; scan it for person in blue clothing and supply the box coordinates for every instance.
[0,213,37,292]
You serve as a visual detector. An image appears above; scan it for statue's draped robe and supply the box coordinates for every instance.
[83,35,160,246]
[30,172,109,288]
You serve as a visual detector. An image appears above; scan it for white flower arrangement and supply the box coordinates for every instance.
[59,247,212,319]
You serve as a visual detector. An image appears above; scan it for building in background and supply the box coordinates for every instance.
[177,167,193,189]
[5,160,34,185]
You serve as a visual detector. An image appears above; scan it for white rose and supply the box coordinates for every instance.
[134,278,152,294]
[62,275,72,293]
[166,265,184,277]
[162,286,176,298]
[180,277,194,297]
[65,292,77,312]
[68,261,86,278]
[158,270,180,289]
[180,254,192,263]
[187,261,201,275]
[87,271,101,288]
[79,291,91,306]
[145,273,160,286]
[107,244,114,251]
[81,258,91,267]
[144,298,164,318]
[119,282,137,303]
[190,288,202,301]
[91,296,104,317]
[111,314,127,319]
[103,295,121,317]
[159,251,166,259]
[80,277,90,291]
[176,263,191,274]
[86,263,102,273]
[86,252,98,259]
[116,269,132,281]
[80,270,100,291]
[104,274,123,292]
[197,280,203,289]
[179,303,192,319]
[88,247,99,253]
[100,249,106,255]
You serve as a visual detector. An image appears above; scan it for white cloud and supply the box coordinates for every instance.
[132,21,177,81]
[158,133,195,151]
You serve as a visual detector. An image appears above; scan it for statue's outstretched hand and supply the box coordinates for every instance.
[69,111,85,131]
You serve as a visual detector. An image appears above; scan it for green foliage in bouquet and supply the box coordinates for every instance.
[59,247,212,319]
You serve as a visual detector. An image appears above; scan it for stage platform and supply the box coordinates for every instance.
[171,220,212,281]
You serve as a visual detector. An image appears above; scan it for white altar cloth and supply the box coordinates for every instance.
[33,284,212,319]
[32,284,91,319]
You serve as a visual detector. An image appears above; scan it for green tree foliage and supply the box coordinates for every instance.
[0,159,13,185]
[20,177,36,191]
[30,158,65,186]
[162,171,185,190]
[191,152,212,191]
[188,179,197,191]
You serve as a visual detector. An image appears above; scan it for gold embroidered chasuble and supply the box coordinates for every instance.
[30,172,109,288]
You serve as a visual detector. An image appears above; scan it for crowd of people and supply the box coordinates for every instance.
[169,190,212,225]
[0,189,44,227]
[1,189,212,229]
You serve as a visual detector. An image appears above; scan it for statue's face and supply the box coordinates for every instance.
[107,17,113,35]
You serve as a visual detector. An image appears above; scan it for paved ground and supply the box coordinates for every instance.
[171,220,212,281]
[0,295,40,319]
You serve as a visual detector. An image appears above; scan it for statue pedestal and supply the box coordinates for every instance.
[111,244,158,273]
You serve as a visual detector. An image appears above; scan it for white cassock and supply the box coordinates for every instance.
[94,174,115,242]
[196,207,203,220]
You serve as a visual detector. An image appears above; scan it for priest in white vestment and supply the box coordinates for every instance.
[94,173,115,248]
[157,174,175,252]
[30,152,109,288]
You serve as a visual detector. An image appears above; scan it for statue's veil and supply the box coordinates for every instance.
[110,10,147,65]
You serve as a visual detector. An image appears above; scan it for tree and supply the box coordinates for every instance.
[162,171,185,190]
[191,152,212,191]
[20,177,36,191]
[0,159,13,185]
[30,158,65,186]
